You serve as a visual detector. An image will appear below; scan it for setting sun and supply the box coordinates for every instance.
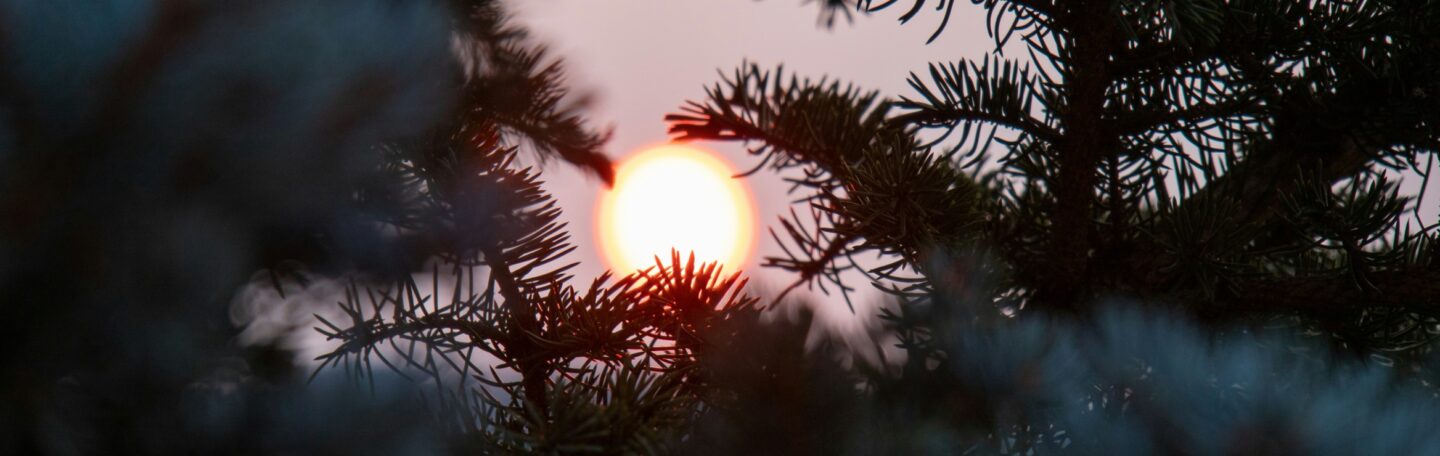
[597,144,755,274]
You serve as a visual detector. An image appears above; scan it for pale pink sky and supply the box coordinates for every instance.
[510,1,993,332]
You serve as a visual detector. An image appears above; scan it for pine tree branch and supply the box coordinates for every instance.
[1145,62,1392,247]
[767,231,859,303]
[894,57,1055,146]
[1113,96,1260,137]
[1231,267,1440,319]
[890,108,1060,144]
[482,239,551,415]
[667,105,847,176]
[859,0,1058,42]
[1125,56,1438,322]
[322,316,507,361]
[454,5,615,185]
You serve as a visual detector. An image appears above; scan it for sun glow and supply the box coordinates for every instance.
[598,144,755,274]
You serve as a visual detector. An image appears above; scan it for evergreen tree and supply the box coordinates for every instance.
[296,1,759,453]
[667,0,1440,453]
[10,0,1440,453]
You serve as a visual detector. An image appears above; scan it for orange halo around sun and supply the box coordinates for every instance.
[597,144,755,274]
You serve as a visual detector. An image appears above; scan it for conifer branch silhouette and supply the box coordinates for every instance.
[668,1,1440,452]
[303,1,762,451]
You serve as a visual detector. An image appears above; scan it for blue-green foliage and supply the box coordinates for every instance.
[890,298,1440,454]
[0,0,457,453]
[694,297,1440,455]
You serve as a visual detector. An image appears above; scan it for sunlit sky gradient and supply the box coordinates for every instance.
[511,0,992,332]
